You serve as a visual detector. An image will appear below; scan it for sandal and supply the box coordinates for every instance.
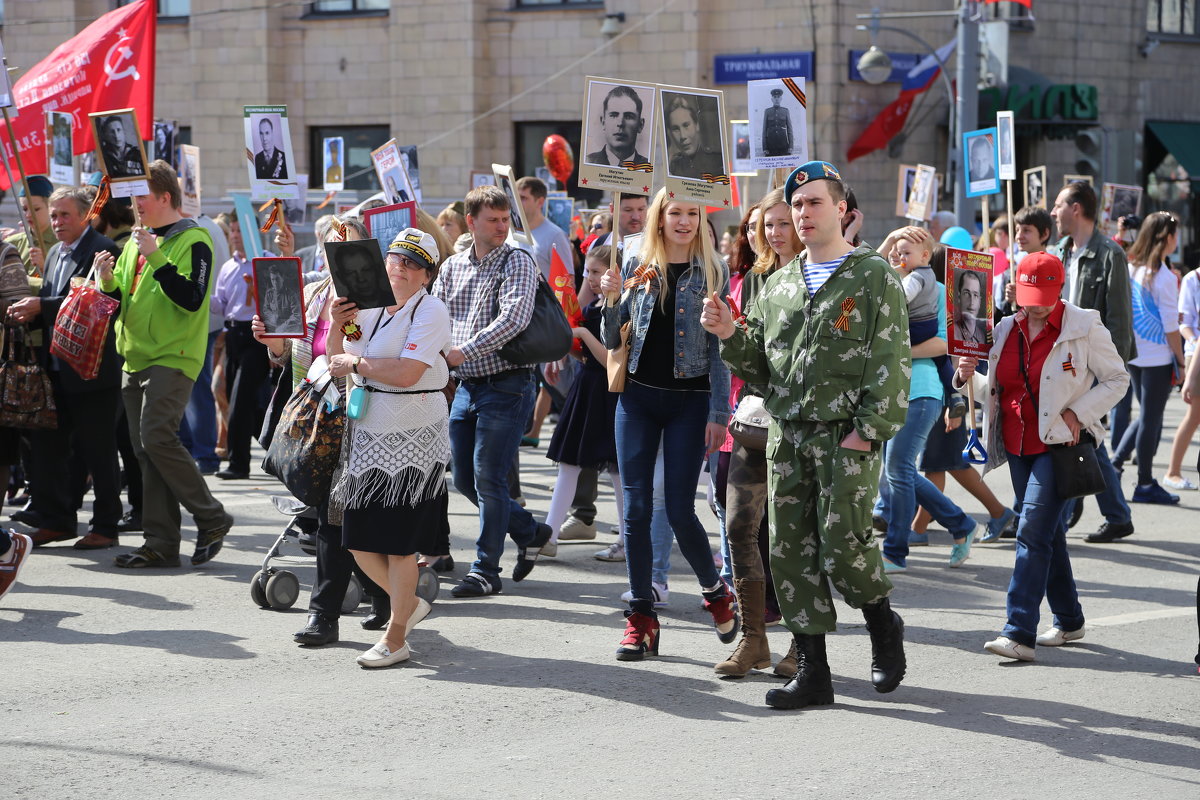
[114,546,181,569]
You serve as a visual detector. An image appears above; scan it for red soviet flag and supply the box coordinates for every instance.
[549,244,582,327]
[0,0,156,190]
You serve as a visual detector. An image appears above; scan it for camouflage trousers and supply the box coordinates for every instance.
[766,421,893,635]
[725,441,770,582]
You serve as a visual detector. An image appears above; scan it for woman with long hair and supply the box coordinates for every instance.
[1111,211,1186,504]
[716,187,801,678]
[600,187,734,660]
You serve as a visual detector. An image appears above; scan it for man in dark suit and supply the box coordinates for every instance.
[254,117,288,180]
[586,85,650,168]
[6,187,124,549]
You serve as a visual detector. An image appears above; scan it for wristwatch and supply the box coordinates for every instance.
[353,356,362,374]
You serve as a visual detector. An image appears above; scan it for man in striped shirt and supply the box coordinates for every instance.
[703,161,910,709]
[433,186,553,597]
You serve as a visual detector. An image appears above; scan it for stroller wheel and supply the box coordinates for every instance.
[416,566,439,604]
[266,570,300,609]
[341,573,363,614]
[250,570,270,608]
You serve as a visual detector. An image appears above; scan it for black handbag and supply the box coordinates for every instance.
[1049,432,1106,499]
[495,274,573,365]
[1016,335,1106,500]
[262,369,345,507]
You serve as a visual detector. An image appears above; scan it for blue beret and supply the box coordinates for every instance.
[16,175,53,198]
[783,161,843,204]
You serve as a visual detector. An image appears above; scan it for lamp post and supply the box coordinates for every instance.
[856,3,980,230]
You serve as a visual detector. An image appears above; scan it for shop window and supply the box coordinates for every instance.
[308,124,390,192]
[309,0,389,15]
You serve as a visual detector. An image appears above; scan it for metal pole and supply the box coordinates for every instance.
[954,0,979,230]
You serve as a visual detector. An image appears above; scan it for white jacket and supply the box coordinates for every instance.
[959,302,1130,476]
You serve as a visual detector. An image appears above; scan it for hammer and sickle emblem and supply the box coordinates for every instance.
[104,32,140,87]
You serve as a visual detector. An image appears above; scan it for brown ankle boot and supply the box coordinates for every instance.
[715,579,771,676]
[774,638,798,678]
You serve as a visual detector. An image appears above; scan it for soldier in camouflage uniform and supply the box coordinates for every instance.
[702,161,911,709]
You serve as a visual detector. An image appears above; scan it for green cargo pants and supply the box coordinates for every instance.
[766,420,893,635]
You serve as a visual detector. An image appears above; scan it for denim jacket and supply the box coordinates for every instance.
[602,254,731,425]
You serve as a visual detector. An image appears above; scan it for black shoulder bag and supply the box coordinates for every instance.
[1017,333,1106,500]
[493,272,573,366]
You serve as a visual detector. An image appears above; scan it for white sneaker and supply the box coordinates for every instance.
[593,540,625,562]
[1035,626,1085,647]
[539,541,558,559]
[620,582,669,606]
[356,641,411,668]
[1162,475,1198,491]
[558,517,597,541]
[984,636,1036,662]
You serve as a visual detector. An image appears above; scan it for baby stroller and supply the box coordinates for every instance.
[250,495,440,610]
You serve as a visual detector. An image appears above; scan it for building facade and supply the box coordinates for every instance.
[2,0,1196,260]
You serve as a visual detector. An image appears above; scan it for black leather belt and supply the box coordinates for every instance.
[459,368,533,385]
[224,320,253,329]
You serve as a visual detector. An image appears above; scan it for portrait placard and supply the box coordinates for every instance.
[46,111,74,186]
[153,120,177,169]
[747,77,808,170]
[659,84,732,207]
[89,108,149,183]
[371,139,416,206]
[283,173,308,226]
[0,38,13,109]
[963,127,1000,198]
[945,247,994,360]
[326,239,394,311]
[323,136,345,192]
[729,120,755,176]
[1063,173,1093,188]
[398,145,421,203]
[545,196,574,239]
[252,257,306,338]
[894,164,938,220]
[178,144,202,218]
[233,194,264,260]
[579,77,657,196]
[1023,166,1047,209]
[996,111,1016,181]
[1099,182,1143,238]
[492,163,532,245]
[906,163,937,222]
[362,200,418,259]
[244,105,298,201]
[470,170,497,190]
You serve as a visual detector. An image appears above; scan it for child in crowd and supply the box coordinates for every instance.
[889,236,965,418]
[539,246,625,557]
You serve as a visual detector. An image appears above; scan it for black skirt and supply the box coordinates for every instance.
[342,483,448,556]
[546,360,618,469]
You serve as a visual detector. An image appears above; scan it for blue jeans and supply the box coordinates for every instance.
[179,329,220,471]
[1113,363,1175,487]
[616,381,719,613]
[449,372,540,582]
[1002,451,1085,647]
[881,396,974,566]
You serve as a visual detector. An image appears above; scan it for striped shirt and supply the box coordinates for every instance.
[802,254,849,297]
[431,241,538,378]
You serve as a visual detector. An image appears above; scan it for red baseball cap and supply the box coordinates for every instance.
[1015,251,1065,307]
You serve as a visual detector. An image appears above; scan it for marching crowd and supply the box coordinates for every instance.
[1,156,1198,703]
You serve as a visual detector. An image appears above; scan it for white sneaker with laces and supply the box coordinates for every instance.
[594,540,625,562]
[558,517,598,540]
[984,636,1036,662]
[1035,626,1085,646]
[620,582,669,607]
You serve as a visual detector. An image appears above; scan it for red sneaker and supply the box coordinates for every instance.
[0,532,33,603]
[616,611,660,661]
[703,591,741,644]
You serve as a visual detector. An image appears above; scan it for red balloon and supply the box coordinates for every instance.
[542,135,575,187]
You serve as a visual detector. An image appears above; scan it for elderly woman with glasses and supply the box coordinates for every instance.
[325,228,452,668]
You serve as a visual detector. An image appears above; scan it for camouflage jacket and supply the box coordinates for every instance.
[720,245,911,444]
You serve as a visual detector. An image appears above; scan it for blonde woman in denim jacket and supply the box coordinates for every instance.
[601,188,733,661]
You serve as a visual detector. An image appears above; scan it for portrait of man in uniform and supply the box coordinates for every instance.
[324,138,343,187]
[253,258,305,337]
[254,115,289,180]
[761,88,794,157]
[93,112,148,180]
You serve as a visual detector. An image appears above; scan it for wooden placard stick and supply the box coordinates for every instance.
[0,106,45,256]
[606,190,622,308]
[1005,179,1016,282]
[981,195,991,250]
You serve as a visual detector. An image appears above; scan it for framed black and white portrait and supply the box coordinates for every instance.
[253,257,306,338]
[89,108,148,182]
[326,239,395,310]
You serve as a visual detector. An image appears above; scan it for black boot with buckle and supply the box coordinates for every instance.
[862,596,906,693]
[764,632,834,710]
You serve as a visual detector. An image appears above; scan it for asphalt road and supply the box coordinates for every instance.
[3,400,1199,799]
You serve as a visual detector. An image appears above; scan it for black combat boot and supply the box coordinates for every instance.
[764,633,834,710]
[862,596,906,693]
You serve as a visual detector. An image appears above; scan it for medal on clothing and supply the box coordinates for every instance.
[1062,352,1076,376]
[833,297,855,332]
[341,320,362,341]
